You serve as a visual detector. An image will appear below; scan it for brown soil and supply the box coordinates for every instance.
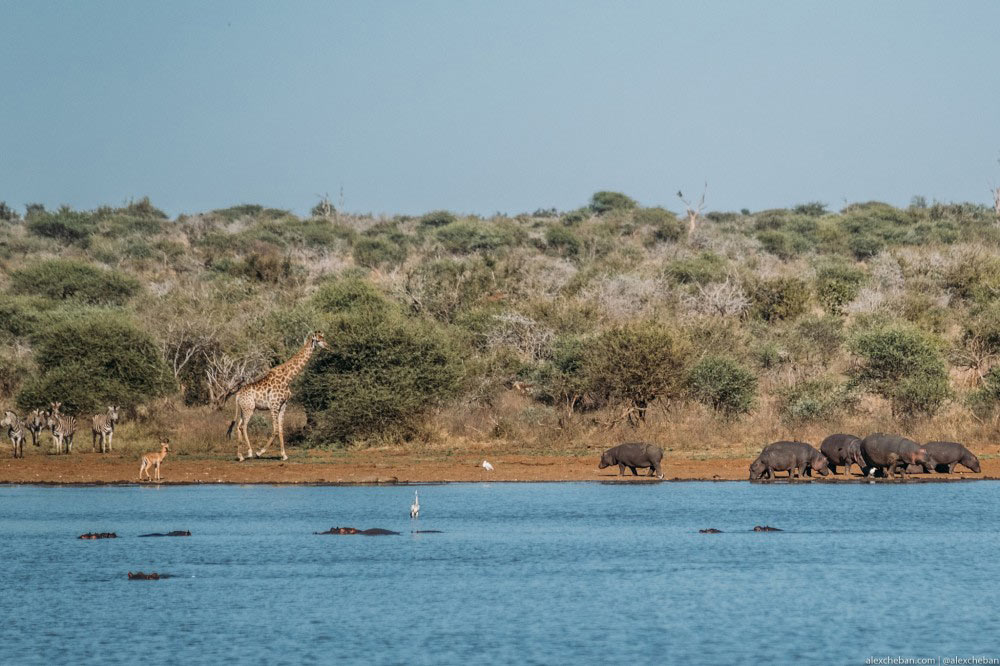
[1,449,998,484]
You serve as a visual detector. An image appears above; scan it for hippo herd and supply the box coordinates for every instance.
[597,436,982,482]
[749,434,981,481]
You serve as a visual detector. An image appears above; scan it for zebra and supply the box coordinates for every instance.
[26,409,44,448]
[92,405,120,453]
[46,405,76,454]
[1,411,26,459]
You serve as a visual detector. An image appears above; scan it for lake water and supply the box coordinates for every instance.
[2,482,1000,665]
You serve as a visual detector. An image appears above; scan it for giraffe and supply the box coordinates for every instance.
[226,332,327,461]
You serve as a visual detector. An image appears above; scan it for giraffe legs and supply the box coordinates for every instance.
[255,404,287,460]
[236,405,256,462]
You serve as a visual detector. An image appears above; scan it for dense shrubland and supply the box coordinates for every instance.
[2,193,1000,458]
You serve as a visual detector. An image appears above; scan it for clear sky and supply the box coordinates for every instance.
[2,0,999,218]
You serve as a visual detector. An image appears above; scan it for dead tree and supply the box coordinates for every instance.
[204,351,267,409]
[677,182,708,241]
[992,184,1000,223]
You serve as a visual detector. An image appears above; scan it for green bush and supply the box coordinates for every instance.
[848,234,885,260]
[0,350,31,398]
[584,322,689,422]
[686,356,757,416]
[0,201,20,222]
[298,309,463,445]
[353,236,408,268]
[436,220,524,254]
[213,204,289,222]
[10,259,140,306]
[544,225,581,258]
[967,366,1000,418]
[232,245,297,283]
[793,202,827,216]
[748,277,810,321]
[665,252,727,284]
[589,191,637,215]
[635,207,684,243]
[17,313,175,413]
[418,210,457,228]
[815,261,866,314]
[848,323,951,417]
[560,208,590,226]
[789,315,845,366]
[757,230,802,259]
[778,377,855,424]
[532,335,591,412]
[26,206,95,244]
[312,277,390,315]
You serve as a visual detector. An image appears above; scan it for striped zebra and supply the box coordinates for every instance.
[1,411,26,459]
[26,409,45,447]
[92,406,120,453]
[46,404,76,454]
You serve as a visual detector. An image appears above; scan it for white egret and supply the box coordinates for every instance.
[410,490,420,518]
[482,460,494,472]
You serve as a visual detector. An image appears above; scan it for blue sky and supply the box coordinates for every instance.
[2,0,999,217]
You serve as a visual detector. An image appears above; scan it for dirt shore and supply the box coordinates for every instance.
[1,450,997,484]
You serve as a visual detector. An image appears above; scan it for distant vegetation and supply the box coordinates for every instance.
[2,192,999,456]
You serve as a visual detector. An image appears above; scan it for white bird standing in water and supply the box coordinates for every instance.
[410,490,420,519]
[482,460,494,472]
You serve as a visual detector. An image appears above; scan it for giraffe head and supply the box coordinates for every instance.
[309,331,328,351]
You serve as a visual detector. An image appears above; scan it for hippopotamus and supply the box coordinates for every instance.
[749,441,829,480]
[598,442,664,478]
[907,441,981,474]
[859,433,929,479]
[138,531,191,537]
[314,527,400,536]
[820,434,865,476]
[78,532,117,539]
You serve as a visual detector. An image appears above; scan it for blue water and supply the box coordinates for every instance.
[2,482,1000,665]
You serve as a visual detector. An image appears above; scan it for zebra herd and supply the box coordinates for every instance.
[1,403,119,458]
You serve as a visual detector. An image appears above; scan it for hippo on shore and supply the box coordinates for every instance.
[598,442,664,479]
[820,434,865,476]
[906,441,981,474]
[860,433,929,479]
[749,441,829,481]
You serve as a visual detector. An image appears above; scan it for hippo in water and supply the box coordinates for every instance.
[860,433,929,479]
[820,434,865,476]
[905,441,981,474]
[599,442,664,479]
[749,441,829,480]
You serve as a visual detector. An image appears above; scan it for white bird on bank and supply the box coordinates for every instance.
[482,460,494,472]
[410,490,420,519]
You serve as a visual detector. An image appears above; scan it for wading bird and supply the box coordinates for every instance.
[410,491,420,519]
[482,460,494,472]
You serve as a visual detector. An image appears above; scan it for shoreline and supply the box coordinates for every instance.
[1,451,995,486]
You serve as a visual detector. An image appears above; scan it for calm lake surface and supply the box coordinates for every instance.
[2,482,999,665]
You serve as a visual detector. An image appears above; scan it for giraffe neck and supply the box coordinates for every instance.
[268,339,315,388]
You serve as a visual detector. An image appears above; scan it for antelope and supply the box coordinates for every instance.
[1,411,26,458]
[46,405,76,455]
[92,406,120,453]
[139,440,170,482]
